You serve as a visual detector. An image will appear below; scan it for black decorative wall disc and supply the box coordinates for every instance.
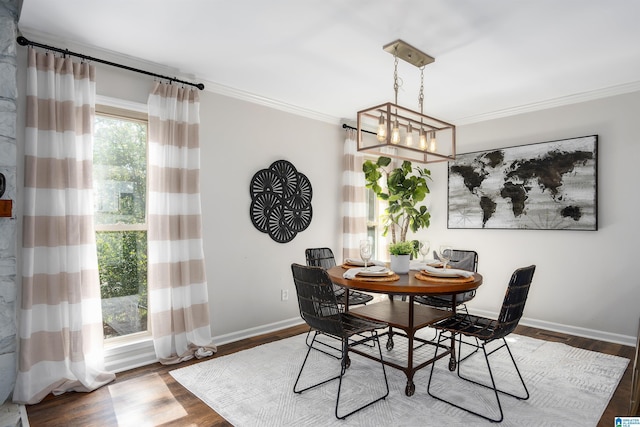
[249,160,312,243]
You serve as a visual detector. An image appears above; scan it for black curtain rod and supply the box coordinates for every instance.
[342,123,376,135]
[17,35,205,90]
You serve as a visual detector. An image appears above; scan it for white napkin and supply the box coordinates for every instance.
[422,265,474,278]
[344,258,386,267]
[410,259,442,270]
[343,265,387,279]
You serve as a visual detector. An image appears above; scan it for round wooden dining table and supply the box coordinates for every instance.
[326,265,483,396]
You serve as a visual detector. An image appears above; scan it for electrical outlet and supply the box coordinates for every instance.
[281,289,289,301]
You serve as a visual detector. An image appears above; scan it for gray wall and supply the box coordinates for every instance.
[198,90,343,336]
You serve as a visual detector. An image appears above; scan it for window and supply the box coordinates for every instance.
[364,156,389,261]
[366,187,379,256]
[94,105,148,340]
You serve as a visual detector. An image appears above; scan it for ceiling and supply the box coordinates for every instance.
[17,0,640,124]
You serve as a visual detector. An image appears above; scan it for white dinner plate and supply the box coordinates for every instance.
[344,258,384,267]
[357,267,391,277]
[422,268,467,278]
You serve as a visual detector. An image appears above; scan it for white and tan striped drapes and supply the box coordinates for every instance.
[342,129,367,260]
[15,48,115,404]
[147,82,216,364]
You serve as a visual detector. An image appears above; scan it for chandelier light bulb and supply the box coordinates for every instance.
[419,128,427,150]
[405,123,413,146]
[429,131,437,152]
[376,113,386,142]
[391,120,400,144]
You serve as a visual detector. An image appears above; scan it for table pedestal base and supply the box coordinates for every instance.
[349,299,454,396]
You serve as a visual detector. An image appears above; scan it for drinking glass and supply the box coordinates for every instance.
[438,245,453,269]
[419,240,430,262]
[359,239,373,270]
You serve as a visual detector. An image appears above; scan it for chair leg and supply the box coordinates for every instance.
[294,331,340,394]
[305,328,342,359]
[458,305,483,350]
[306,326,374,356]
[296,331,390,420]
[335,331,390,420]
[456,337,529,401]
[427,333,528,423]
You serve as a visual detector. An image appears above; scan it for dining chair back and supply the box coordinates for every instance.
[291,263,389,419]
[448,249,478,272]
[305,247,337,269]
[415,249,478,310]
[427,264,536,423]
[492,264,536,337]
[305,247,374,307]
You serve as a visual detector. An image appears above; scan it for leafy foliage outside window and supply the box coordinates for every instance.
[96,231,147,300]
[94,110,148,339]
[94,114,147,225]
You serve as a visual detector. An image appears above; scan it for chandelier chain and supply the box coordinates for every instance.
[393,54,399,104]
[418,66,425,113]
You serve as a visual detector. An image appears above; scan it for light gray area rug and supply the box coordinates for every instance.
[170,330,628,426]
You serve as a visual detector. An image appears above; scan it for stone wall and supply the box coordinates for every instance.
[0,0,19,405]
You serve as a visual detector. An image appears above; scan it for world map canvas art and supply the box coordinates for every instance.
[448,135,598,230]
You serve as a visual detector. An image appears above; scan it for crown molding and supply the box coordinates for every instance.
[454,80,640,125]
[199,78,340,125]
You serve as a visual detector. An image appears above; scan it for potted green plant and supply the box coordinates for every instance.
[388,241,415,273]
[363,156,432,272]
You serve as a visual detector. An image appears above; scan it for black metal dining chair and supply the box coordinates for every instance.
[304,247,375,358]
[291,263,389,419]
[414,249,478,312]
[427,265,536,423]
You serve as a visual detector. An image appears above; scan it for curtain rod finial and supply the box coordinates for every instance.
[17,35,29,46]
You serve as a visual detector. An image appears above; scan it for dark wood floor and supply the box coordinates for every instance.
[25,323,635,426]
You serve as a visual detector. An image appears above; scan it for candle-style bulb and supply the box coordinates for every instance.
[391,120,400,144]
[405,123,413,146]
[376,113,386,142]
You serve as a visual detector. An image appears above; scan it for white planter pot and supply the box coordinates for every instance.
[389,254,411,274]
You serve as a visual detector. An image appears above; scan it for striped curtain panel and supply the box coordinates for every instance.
[15,48,115,404]
[342,129,367,260]
[147,82,216,364]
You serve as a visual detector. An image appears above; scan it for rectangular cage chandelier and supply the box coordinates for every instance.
[357,40,456,164]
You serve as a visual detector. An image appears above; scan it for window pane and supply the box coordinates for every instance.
[366,188,376,222]
[98,230,148,338]
[94,115,147,225]
[94,109,148,340]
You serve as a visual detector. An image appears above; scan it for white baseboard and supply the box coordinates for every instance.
[470,308,637,347]
[104,317,306,373]
[212,317,305,346]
